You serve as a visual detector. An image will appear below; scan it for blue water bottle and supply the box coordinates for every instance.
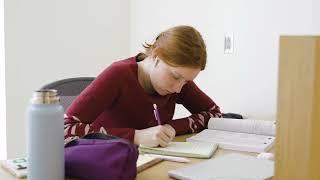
[26,89,64,180]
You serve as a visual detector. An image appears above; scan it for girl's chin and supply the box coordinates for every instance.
[157,88,171,96]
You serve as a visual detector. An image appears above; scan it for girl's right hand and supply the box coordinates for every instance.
[134,125,175,147]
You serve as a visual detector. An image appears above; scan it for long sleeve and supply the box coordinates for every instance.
[64,64,135,142]
[168,81,222,135]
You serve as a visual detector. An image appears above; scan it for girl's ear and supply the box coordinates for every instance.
[151,47,159,59]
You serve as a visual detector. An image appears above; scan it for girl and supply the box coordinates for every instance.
[64,25,222,147]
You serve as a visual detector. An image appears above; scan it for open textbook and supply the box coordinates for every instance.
[139,142,218,158]
[187,118,276,153]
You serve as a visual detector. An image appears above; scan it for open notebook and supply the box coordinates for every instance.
[168,153,274,180]
[187,118,276,153]
[139,142,218,158]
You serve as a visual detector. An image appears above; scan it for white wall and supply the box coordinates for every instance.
[130,0,320,120]
[4,0,320,158]
[5,0,130,158]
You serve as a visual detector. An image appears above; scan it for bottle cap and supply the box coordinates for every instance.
[31,89,60,104]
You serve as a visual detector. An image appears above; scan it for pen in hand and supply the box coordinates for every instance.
[153,104,161,125]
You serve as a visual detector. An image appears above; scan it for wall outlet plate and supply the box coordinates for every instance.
[224,34,234,54]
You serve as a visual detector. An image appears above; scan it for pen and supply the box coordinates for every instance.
[148,154,190,163]
[153,104,161,125]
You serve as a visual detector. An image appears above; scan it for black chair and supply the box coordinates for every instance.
[41,77,95,111]
[222,113,243,119]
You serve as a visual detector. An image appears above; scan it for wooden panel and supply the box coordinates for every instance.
[275,36,320,180]
[310,37,320,180]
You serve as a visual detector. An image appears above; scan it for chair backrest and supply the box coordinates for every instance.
[41,77,95,111]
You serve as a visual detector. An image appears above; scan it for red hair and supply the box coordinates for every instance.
[137,25,207,70]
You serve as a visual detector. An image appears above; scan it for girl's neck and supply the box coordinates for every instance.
[137,57,156,94]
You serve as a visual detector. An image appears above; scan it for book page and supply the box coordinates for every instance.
[187,129,275,153]
[208,118,276,136]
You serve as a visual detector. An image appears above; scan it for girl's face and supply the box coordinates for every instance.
[150,57,201,96]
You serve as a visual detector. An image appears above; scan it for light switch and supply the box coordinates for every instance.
[224,34,233,54]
